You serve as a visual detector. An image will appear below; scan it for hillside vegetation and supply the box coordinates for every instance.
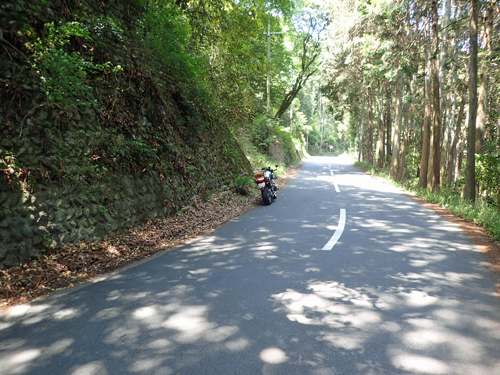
[0,0,302,268]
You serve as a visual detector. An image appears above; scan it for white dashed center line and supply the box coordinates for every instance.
[322,209,346,250]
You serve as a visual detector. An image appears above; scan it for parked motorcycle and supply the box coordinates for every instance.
[254,166,279,205]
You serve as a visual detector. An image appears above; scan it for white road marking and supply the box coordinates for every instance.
[330,170,340,193]
[322,209,346,250]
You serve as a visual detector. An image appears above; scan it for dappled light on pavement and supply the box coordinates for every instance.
[1,157,500,375]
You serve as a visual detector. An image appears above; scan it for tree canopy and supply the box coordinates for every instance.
[5,0,500,205]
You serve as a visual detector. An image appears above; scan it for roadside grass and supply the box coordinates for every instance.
[354,160,375,173]
[412,187,500,242]
[355,161,500,242]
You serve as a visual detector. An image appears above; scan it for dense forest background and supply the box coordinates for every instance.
[1,0,500,268]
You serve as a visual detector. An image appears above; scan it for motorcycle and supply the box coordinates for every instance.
[254,166,279,205]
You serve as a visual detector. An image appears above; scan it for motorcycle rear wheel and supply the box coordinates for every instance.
[262,187,272,205]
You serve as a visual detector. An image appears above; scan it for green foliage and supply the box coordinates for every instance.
[354,160,374,172]
[231,175,255,196]
[251,115,276,153]
[273,126,300,166]
[43,235,53,247]
[413,187,500,242]
[140,0,204,79]
[476,153,500,195]
[30,21,122,110]
[249,115,300,166]
[109,138,160,169]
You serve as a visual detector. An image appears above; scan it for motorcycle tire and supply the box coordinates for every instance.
[262,187,272,205]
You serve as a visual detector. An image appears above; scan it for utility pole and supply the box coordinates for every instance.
[319,90,324,150]
[265,23,282,113]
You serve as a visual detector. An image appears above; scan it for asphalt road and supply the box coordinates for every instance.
[2,156,500,375]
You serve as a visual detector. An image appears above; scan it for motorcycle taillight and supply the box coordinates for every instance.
[256,177,265,183]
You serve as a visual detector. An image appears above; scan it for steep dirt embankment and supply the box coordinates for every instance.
[0,1,252,267]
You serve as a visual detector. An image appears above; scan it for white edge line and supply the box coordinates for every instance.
[322,209,346,250]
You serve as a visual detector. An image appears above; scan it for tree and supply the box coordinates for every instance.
[431,0,441,192]
[274,10,325,119]
[389,69,404,180]
[418,16,432,188]
[475,1,494,154]
[465,0,479,201]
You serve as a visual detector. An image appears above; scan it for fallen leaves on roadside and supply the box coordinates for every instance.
[0,190,259,309]
[0,163,304,310]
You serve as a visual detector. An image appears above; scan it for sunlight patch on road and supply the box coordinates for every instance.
[8,349,41,364]
[131,358,164,373]
[53,308,80,320]
[356,219,416,234]
[162,305,215,343]
[69,361,109,375]
[147,338,173,350]
[336,173,405,194]
[428,221,462,233]
[391,353,449,374]
[399,290,438,307]
[316,172,340,192]
[0,338,75,375]
[0,303,50,321]
[226,337,251,352]
[133,306,157,319]
[188,268,211,275]
[259,347,289,364]
[272,282,382,350]
[391,271,483,287]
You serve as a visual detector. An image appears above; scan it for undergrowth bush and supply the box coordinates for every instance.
[231,175,254,196]
[411,187,500,242]
[250,115,274,153]
[31,21,122,111]
[273,126,300,166]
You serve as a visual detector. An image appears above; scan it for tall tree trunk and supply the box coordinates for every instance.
[390,69,404,181]
[457,124,467,182]
[367,90,374,165]
[476,72,486,154]
[399,102,411,182]
[447,93,466,186]
[377,86,385,169]
[385,89,393,160]
[465,0,479,201]
[440,93,452,183]
[358,96,366,162]
[418,18,432,189]
[439,0,451,182]
[431,0,441,192]
[475,2,494,154]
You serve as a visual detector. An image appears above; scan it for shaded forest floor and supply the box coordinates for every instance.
[1,160,499,310]
[0,163,304,310]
